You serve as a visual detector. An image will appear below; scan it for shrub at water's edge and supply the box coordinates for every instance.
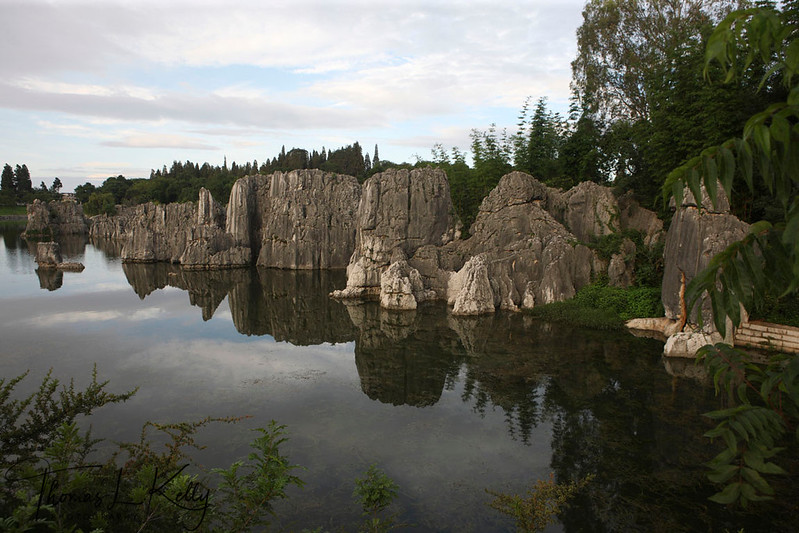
[526,280,663,330]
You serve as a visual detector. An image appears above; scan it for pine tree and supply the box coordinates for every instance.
[1,164,14,192]
[14,164,32,193]
[373,144,380,169]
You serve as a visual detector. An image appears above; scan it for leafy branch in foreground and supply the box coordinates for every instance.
[211,422,305,532]
[487,473,593,532]
[353,464,401,532]
[663,6,799,507]
[0,365,137,465]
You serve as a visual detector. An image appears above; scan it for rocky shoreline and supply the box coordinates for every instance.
[22,167,754,356]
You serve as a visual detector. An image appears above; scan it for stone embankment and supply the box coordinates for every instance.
[734,321,799,354]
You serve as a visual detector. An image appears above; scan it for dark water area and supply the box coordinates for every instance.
[1,226,796,532]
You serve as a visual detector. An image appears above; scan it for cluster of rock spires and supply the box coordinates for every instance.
[25,166,751,356]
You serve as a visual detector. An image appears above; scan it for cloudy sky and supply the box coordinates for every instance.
[0,0,586,192]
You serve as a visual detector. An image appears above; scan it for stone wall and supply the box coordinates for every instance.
[735,321,799,354]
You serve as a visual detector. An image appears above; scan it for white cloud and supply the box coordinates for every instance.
[102,133,218,150]
[0,0,587,179]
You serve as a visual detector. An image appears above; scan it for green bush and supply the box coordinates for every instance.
[527,281,663,330]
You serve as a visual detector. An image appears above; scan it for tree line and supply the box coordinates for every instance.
[76,142,400,216]
[426,0,798,231]
[0,163,62,206]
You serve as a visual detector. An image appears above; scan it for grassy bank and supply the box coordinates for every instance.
[0,205,26,216]
[526,281,663,330]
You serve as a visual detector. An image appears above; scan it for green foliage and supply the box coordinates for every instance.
[698,343,798,506]
[573,281,663,321]
[663,6,799,507]
[486,473,593,532]
[528,278,663,330]
[0,367,313,532]
[0,366,136,466]
[211,422,305,531]
[353,464,400,533]
[752,294,799,327]
[83,192,116,217]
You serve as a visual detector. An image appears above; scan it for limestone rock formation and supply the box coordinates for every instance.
[180,188,250,269]
[121,202,196,263]
[662,184,748,330]
[607,238,637,288]
[449,254,495,315]
[618,192,664,245]
[256,170,360,269]
[562,180,619,242]
[35,241,85,271]
[333,167,458,299]
[447,173,595,312]
[380,258,435,310]
[24,199,88,238]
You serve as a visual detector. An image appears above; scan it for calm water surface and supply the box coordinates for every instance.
[0,225,795,532]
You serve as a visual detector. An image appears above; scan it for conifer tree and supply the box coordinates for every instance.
[1,164,14,193]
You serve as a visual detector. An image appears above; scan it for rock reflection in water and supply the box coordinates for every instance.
[90,236,124,258]
[35,268,63,291]
[120,264,357,345]
[228,268,356,344]
[346,302,463,407]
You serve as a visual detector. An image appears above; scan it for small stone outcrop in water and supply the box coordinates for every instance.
[379,253,436,310]
[24,199,88,238]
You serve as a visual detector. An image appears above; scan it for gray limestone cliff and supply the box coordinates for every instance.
[333,169,664,315]
[662,184,748,330]
[256,170,361,269]
[89,170,360,269]
[24,199,88,238]
[332,167,458,299]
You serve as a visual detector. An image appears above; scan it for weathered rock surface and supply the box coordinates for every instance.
[562,180,619,242]
[24,199,88,238]
[449,254,495,315]
[121,202,196,263]
[618,192,664,245]
[256,170,360,269]
[379,257,435,310]
[180,188,251,269]
[662,184,748,330]
[333,167,458,299]
[35,241,85,271]
[90,171,360,269]
[663,331,723,358]
[444,173,596,313]
[332,170,663,314]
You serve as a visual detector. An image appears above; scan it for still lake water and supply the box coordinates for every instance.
[1,224,796,532]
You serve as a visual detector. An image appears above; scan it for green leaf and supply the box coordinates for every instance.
[719,145,736,198]
[708,464,740,484]
[771,113,791,145]
[709,482,741,505]
[688,167,703,209]
[740,467,774,495]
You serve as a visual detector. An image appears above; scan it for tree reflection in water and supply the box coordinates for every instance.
[64,247,798,531]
